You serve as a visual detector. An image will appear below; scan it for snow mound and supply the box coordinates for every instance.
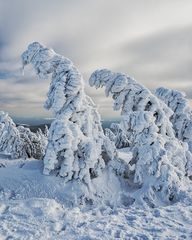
[0,157,122,207]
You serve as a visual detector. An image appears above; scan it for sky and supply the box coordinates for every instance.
[0,0,192,120]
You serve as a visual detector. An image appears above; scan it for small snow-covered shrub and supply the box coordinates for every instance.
[89,69,192,204]
[0,111,46,159]
[21,42,115,189]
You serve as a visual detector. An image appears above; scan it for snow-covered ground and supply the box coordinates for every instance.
[0,157,192,240]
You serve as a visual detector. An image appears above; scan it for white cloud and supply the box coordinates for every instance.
[0,0,192,118]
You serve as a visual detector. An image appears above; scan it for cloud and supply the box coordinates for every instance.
[106,25,192,97]
[0,0,192,118]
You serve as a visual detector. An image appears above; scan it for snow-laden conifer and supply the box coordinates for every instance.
[0,111,22,158]
[21,42,115,188]
[89,69,192,204]
[0,111,46,159]
[18,126,47,159]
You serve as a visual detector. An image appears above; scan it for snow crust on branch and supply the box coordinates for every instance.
[21,42,115,188]
[0,111,46,159]
[156,87,192,152]
[89,69,192,203]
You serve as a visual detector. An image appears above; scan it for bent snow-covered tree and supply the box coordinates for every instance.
[156,87,192,153]
[0,111,46,159]
[89,69,192,204]
[21,42,115,188]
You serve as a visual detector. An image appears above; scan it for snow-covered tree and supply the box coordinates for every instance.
[156,87,192,153]
[21,42,115,189]
[89,69,192,204]
[17,126,47,159]
[0,111,22,157]
[0,111,47,159]
[106,122,130,149]
[36,127,48,156]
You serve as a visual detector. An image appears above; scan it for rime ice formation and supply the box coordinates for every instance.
[89,69,192,204]
[156,87,192,153]
[0,111,46,159]
[21,42,115,188]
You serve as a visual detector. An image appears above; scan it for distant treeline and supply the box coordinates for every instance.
[17,120,119,133]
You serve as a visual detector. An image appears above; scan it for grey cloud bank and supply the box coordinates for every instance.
[0,0,192,118]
